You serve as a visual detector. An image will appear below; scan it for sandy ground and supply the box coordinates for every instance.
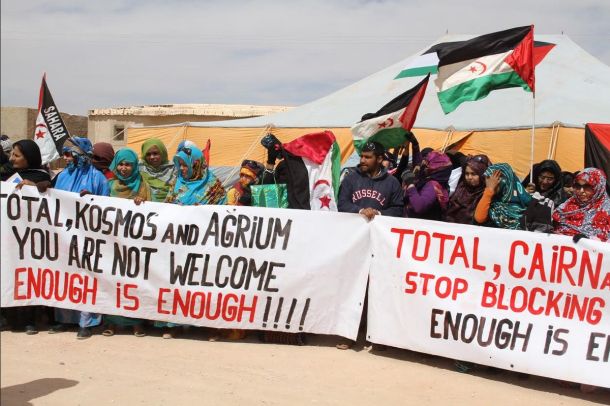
[1,327,609,406]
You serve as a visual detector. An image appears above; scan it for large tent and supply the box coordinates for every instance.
[127,34,610,180]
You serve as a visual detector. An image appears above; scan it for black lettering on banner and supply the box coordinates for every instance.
[21,195,40,221]
[586,332,610,362]
[429,309,532,352]
[7,194,21,219]
[112,243,156,280]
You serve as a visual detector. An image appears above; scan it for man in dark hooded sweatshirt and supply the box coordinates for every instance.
[338,141,403,219]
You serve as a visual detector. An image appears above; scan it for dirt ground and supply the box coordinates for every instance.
[1,328,608,406]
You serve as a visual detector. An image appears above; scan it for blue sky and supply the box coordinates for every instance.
[2,0,609,115]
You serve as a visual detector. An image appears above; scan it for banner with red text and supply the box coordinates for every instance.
[0,182,370,340]
[367,217,610,388]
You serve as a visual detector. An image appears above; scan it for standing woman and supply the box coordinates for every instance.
[445,155,491,224]
[474,163,531,229]
[553,168,610,242]
[158,145,226,339]
[91,142,116,180]
[6,140,53,334]
[51,137,109,339]
[139,138,176,202]
[166,145,226,205]
[103,148,150,337]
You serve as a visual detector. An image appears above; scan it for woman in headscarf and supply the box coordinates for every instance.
[102,148,150,337]
[166,145,226,205]
[523,159,569,207]
[139,138,176,202]
[474,163,532,229]
[158,145,225,338]
[553,168,610,242]
[404,151,453,221]
[54,137,110,197]
[51,137,108,339]
[226,159,263,207]
[5,140,53,334]
[91,142,115,180]
[445,154,491,224]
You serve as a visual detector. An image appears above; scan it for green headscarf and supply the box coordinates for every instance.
[139,138,176,202]
[484,163,532,230]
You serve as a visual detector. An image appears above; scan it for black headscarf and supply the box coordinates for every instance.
[12,140,51,183]
[522,159,568,207]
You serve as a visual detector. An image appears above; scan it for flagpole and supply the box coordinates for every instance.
[529,93,535,184]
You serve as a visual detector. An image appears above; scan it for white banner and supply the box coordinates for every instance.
[367,217,610,388]
[0,182,370,340]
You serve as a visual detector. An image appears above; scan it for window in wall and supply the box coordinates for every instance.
[113,125,125,141]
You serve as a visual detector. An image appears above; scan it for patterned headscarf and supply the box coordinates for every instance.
[552,168,610,242]
[484,163,532,230]
[166,145,226,205]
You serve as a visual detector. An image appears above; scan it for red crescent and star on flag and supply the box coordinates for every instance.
[468,61,487,75]
[35,123,48,139]
[376,117,394,129]
[313,180,333,209]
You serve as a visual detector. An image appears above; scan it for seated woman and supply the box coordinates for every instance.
[523,159,569,207]
[139,138,176,202]
[102,148,151,337]
[445,154,491,224]
[404,151,453,221]
[474,163,532,230]
[6,140,53,334]
[553,168,610,242]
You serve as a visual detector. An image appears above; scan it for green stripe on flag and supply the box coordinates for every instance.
[330,142,341,201]
[437,71,531,114]
[353,128,407,154]
[394,65,438,79]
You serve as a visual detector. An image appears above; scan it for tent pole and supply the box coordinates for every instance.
[529,94,536,183]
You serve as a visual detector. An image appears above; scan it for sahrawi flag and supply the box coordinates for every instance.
[281,130,341,211]
[34,74,70,163]
[435,25,535,114]
[351,73,429,153]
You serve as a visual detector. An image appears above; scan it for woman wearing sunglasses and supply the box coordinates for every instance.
[553,168,610,242]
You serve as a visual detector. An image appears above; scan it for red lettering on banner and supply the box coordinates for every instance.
[404,272,468,300]
[472,237,486,271]
[156,289,258,323]
[14,268,27,300]
[431,232,455,264]
[123,284,140,311]
[413,231,430,261]
[391,227,414,259]
[12,266,97,305]
[508,240,528,278]
[449,237,469,268]
[481,281,605,325]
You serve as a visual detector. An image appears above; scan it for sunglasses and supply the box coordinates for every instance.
[573,183,593,192]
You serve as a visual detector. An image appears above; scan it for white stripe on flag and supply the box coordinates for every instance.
[435,50,513,92]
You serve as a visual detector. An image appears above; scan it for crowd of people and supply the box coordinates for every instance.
[0,131,608,391]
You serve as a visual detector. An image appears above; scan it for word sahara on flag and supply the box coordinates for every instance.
[34,74,70,164]
[435,25,535,114]
[351,74,429,154]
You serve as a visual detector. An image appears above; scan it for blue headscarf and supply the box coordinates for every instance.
[109,148,142,193]
[55,137,109,196]
[167,145,226,205]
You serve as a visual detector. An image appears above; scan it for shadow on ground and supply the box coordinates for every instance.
[1,378,79,406]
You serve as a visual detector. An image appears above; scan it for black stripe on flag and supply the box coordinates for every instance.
[359,74,430,121]
[436,26,532,67]
[40,77,70,151]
